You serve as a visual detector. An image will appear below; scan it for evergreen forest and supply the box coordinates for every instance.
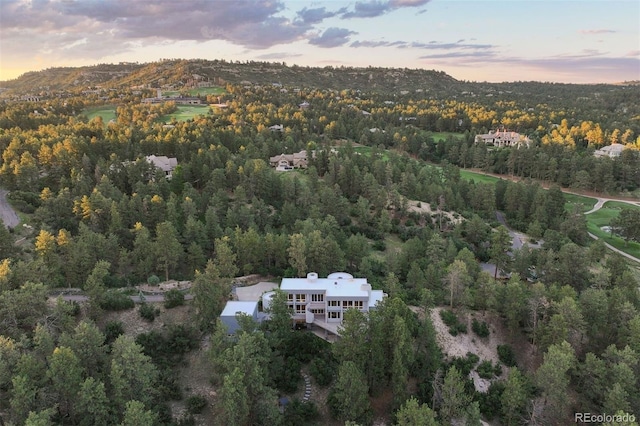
[0,59,639,425]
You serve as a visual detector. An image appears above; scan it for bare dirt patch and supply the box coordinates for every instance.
[431,307,501,364]
[169,347,218,426]
[100,302,194,337]
[430,307,539,393]
[407,200,464,226]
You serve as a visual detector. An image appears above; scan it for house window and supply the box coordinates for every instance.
[311,294,324,302]
[329,312,341,319]
[343,301,354,308]
[310,308,325,314]
[355,301,364,309]
[296,294,306,303]
[328,300,340,307]
[287,293,294,301]
[295,305,306,314]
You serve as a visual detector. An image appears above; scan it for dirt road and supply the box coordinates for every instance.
[0,189,19,228]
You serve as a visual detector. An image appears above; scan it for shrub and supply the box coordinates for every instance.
[100,291,135,311]
[139,303,159,322]
[497,345,517,367]
[309,357,337,387]
[478,382,505,420]
[147,275,160,285]
[494,363,503,377]
[185,395,207,414]
[440,309,458,327]
[104,321,124,344]
[450,352,480,376]
[472,319,490,337]
[476,360,495,379]
[372,240,386,251]
[176,415,195,426]
[164,289,185,309]
[441,310,467,335]
[284,399,320,425]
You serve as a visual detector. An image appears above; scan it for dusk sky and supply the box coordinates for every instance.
[1,0,638,84]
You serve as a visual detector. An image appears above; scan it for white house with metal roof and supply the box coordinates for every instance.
[263,272,385,337]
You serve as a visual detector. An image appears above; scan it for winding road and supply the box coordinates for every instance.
[462,169,640,264]
[584,196,640,264]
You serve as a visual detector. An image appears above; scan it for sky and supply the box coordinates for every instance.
[0,0,639,84]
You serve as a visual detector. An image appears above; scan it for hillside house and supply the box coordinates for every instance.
[263,272,385,338]
[475,129,531,147]
[145,155,178,179]
[269,150,308,170]
[594,143,626,158]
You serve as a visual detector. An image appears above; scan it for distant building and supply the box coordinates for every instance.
[475,129,530,147]
[145,155,178,179]
[269,150,308,170]
[269,124,284,132]
[594,143,626,158]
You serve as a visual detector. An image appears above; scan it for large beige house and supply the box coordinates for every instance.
[594,143,626,158]
[269,150,308,170]
[475,129,531,147]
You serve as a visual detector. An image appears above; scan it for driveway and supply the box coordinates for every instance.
[0,189,20,228]
[56,292,194,303]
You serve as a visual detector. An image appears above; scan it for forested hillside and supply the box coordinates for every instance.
[0,60,639,425]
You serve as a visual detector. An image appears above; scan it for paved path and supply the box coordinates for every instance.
[0,189,20,228]
[469,170,640,265]
[587,232,640,264]
[585,200,640,264]
[584,197,640,215]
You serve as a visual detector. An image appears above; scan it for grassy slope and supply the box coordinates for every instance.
[459,169,501,184]
[586,202,640,259]
[430,132,465,143]
[159,105,210,122]
[162,87,225,96]
[83,105,117,123]
[564,193,598,213]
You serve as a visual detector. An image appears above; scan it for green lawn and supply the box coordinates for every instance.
[159,105,210,122]
[586,201,640,260]
[564,193,598,213]
[429,132,465,143]
[83,105,117,123]
[459,169,501,184]
[351,146,389,160]
[370,234,404,261]
[162,86,225,97]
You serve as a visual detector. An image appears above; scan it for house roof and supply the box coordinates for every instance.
[280,273,383,303]
[145,155,177,172]
[598,143,625,153]
[221,301,258,317]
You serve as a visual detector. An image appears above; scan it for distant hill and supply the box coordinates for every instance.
[0,59,459,95]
